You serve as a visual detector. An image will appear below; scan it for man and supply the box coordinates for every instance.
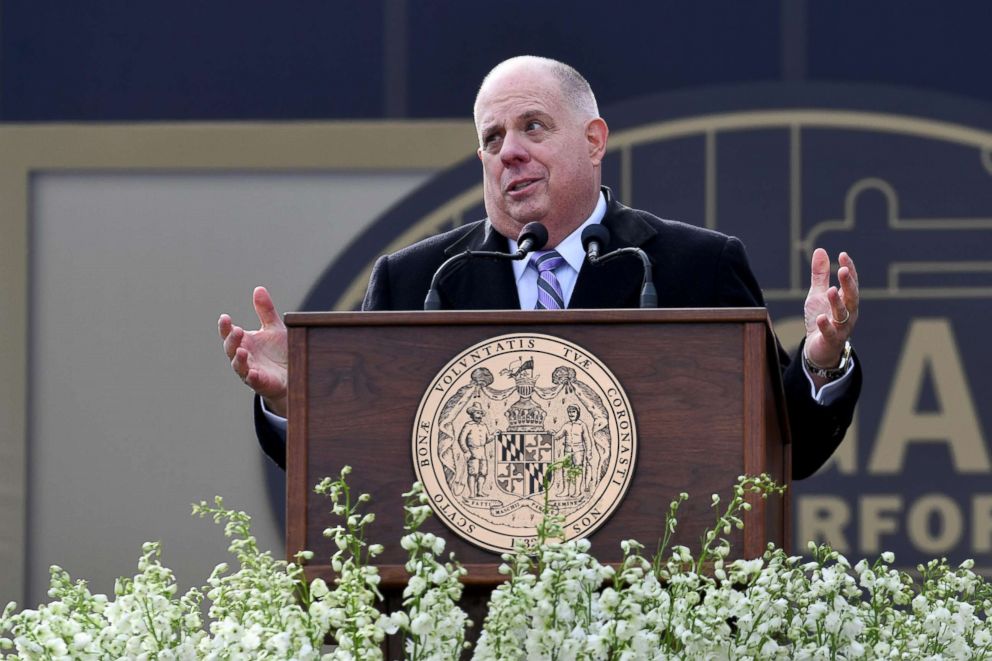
[219,56,861,480]
[458,402,493,498]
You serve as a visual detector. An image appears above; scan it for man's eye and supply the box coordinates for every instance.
[526,120,544,131]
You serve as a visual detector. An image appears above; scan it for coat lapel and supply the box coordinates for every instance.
[569,189,658,309]
[435,220,520,309]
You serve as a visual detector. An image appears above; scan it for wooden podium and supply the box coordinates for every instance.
[285,308,792,653]
[285,308,792,593]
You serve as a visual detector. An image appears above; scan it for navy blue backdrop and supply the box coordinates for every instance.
[2,1,991,121]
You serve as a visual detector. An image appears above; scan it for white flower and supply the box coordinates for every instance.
[410,613,432,636]
[430,566,449,584]
[405,575,427,598]
[242,628,261,651]
[310,577,329,599]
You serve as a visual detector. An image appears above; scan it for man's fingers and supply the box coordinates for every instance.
[244,368,261,390]
[839,252,859,286]
[810,248,831,291]
[816,313,840,343]
[245,367,286,402]
[235,350,273,395]
[838,269,859,317]
[231,346,249,379]
[826,287,849,326]
[253,286,283,329]
[839,265,860,307]
[218,314,232,340]
[223,325,244,361]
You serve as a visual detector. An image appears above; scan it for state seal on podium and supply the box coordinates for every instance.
[412,333,637,552]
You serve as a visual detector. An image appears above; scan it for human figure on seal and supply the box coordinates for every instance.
[458,402,493,498]
[555,405,594,497]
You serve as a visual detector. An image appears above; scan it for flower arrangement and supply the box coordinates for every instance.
[3,464,991,660]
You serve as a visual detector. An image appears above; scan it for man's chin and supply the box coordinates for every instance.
[492,218,542,241]
[494,207,548,236]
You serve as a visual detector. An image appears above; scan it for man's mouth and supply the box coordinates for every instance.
[506,178,541,195]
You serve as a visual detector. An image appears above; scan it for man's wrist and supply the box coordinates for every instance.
[803,341,852,381]
[262,396,288,418]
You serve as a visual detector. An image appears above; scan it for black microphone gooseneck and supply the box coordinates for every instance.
[580,225,657,308]
[424,222,549,310]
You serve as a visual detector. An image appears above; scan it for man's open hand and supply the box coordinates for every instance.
[218,286,289,416]
[803,249,859,382]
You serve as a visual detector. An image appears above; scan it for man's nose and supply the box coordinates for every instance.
[499,131,530,165]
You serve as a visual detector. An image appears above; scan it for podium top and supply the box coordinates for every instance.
[285,307,771,327]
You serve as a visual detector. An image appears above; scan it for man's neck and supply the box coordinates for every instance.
[545,189,603,248]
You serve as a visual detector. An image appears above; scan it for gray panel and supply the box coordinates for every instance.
[27,171,431,604]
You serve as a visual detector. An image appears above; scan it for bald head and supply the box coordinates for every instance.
[474,56,599,128]
[472,55,609,248]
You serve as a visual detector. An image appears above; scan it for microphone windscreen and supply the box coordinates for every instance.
[518,222,549,251]
[581,224,610,251]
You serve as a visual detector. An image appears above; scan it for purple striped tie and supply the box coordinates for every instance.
[532,250,566,310]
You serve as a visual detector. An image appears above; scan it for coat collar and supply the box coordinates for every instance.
[569,187,658,309]
[436,187,658,310]
[436,220,520,309]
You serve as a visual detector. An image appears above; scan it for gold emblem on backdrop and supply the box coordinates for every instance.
[412,333,637,553]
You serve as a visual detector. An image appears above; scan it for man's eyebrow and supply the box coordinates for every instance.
[480,109,551,138]
[479,120,503,137]
[520,109,549,121]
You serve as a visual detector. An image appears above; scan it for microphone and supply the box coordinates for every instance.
[581,225,657,308]
[424,222,549,310]
[515,222,549,257]
[581,225,610,263]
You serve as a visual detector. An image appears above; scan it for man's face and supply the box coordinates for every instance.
[474,65,605,247]
[568,408,578,421]
[470,409,484,422]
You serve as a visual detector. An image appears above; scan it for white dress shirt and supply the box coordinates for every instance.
[508,191,607,309]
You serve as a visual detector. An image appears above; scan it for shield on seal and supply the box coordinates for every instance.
[495,431,554,497]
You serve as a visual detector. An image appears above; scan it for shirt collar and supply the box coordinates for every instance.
[509,191,607,282]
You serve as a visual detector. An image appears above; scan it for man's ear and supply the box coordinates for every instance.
[586,118,609,165]
[477,147,483,161]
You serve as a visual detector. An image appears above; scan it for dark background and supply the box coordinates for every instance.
[1,0,989,122]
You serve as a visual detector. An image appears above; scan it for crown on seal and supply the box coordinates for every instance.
[505,397,547,432]
[502,357,548,432]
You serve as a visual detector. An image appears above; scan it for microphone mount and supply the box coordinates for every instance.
[423,222,549,310]
[581,225,657,308]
